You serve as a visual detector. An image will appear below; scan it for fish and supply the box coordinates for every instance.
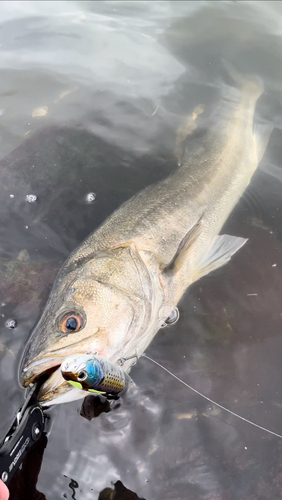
[20,68,272,405]
[60,354,130,395]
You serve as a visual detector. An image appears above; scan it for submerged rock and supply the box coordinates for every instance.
[0,259,60,306]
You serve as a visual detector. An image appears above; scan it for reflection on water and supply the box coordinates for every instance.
[1,1,282,499]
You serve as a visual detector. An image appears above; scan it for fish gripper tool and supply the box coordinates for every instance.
[0,382,49,486]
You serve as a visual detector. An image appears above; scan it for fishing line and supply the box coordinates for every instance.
[142,354,282,439]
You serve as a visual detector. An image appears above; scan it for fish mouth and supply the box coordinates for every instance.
[21,356,84,405]
[21,327,102,388]
[21,350,102,405]
[21,356,67,387]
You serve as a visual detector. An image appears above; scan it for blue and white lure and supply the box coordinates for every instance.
[61,354,130,396]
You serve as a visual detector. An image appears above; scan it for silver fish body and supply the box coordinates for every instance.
[20,72,271,405]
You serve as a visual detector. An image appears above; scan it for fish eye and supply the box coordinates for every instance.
[60,312,84,334]
[77,370,87,381]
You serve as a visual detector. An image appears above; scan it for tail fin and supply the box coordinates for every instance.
[222,60,264,100]
[222,60,272,162]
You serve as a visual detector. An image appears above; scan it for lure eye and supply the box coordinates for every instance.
[60,312,84,333]
[77,370,87,381]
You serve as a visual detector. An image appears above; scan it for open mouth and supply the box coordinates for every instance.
[21,356,67,387]
[39,364,61,380]
[22,354,92,405]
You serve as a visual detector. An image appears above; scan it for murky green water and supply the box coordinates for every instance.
[1,1,282,499]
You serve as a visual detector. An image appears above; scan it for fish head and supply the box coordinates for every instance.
[20,249,151,405]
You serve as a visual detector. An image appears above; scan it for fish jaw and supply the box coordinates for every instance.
[40,388,85,406]
[21,355,66,387]
[21,336,113,403]
[20,351,84,405]
[22,352,102,405]
[37,366,85,406]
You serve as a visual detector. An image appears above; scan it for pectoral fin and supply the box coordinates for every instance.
[163,214,204,275]
[192,234,247,282]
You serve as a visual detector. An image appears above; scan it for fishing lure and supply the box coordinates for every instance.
[61,354,130,396]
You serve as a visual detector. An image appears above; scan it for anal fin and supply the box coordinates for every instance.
[192,234,247,282]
